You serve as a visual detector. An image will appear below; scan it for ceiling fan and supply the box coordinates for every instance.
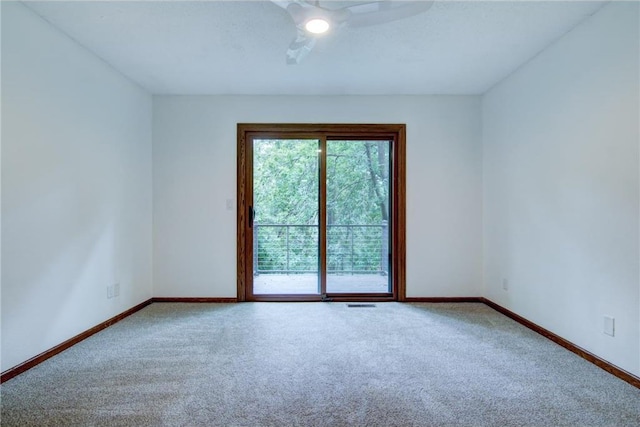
[272,0,435,64]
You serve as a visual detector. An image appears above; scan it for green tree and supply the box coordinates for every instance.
[253,139,389,273]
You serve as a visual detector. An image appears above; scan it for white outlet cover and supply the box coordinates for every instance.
[604,316,615,337]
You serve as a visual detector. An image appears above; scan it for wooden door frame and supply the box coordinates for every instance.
[237,124,406,302]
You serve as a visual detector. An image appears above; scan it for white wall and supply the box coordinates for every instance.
[483,1,639,376]
[1,2,153,372]
[153,96,482,298]
[0,0,3,366]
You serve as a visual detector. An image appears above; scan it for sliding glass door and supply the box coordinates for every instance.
[252,138,320,294]
[326,140,390,294]
[237,124,405,302]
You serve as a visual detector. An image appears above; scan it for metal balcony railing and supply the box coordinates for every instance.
[253,223,389,275]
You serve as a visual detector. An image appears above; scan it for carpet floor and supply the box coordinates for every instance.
[1,302,639,426]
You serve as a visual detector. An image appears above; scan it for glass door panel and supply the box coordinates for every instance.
[326,140,391,294]
[252,139,320,295]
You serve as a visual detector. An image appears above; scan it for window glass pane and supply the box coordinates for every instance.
[252,139,320,295]
[326,140,391,293]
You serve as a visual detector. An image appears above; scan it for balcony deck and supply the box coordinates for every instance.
[253,273,389,294]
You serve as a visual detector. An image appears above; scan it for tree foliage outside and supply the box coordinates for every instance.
[254,139,319,273]
[253,139,390,274]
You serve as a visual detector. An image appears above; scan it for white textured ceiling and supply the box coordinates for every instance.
[23,0,608,95]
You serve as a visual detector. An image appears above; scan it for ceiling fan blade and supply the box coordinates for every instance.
[273,1,319,25]
[271,0,299,12]
[344,0,434,28]
[286,26,317,65]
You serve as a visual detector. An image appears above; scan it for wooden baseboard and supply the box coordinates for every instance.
[481,298,640,389]
[152,297,238,303]
[404,297,483,303]
[1,298,153,384]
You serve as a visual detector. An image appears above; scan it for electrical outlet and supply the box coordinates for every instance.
[107,285,113,299]
[604,316,615,337]
[502,278,509,291]
[226,199,234,210]
[114,283,120,297]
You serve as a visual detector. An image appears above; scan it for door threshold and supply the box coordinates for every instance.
[248,294,395,303]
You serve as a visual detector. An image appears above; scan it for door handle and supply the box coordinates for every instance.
[249,206,255,228]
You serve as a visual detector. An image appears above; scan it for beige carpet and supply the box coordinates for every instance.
[1,302,639,426]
